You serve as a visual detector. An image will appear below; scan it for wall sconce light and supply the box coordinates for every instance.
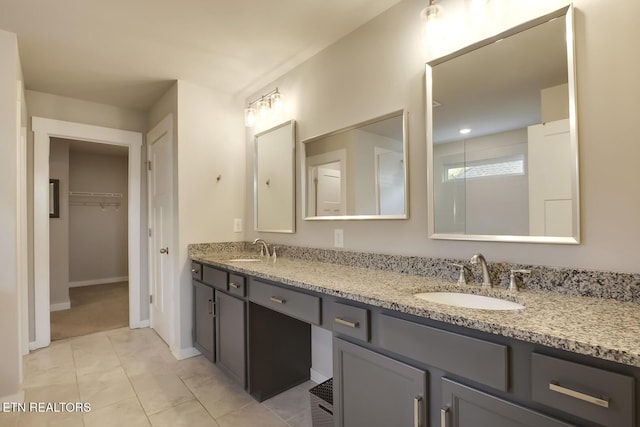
[421,0,443,33]
[244,88,284,128]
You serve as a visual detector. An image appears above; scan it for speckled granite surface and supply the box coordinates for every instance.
[189,243,640,367]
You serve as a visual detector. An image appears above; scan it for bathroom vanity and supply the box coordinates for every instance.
[190,251,640,427]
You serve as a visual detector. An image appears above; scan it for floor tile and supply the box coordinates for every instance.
[118,345,178,377]
[23,343,74,373]
[108,327,168,358]
[23,382,80,405]
[216,401,288,427]
[263,381,314,422]
[71,335,121,376]
[77,366,136,410]
[284,408,313,427]
[148,400,219,427]
[16,410,84,427]
[130,373,195,416]
[22,364,77,389]
[83,396,150,427]
[0,411,18,427]
[183,373,253,419]
[175,355,219,381]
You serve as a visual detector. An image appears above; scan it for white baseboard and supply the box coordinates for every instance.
[310,368,331,384]
[68,276,128,287]
[1,390,24,404]
[50,301,70,312]
[135,320,150,328]
[172,346,201,361]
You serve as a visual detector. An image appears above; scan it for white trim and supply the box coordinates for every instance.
[137,320,150,328]
[68,276,129,288]
[172,346,200,361]
[32,117,143,350]
[50,301,70,312]
[310,368,331,384]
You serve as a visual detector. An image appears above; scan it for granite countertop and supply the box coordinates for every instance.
[191,252,640,368]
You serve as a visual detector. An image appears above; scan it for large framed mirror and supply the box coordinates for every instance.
[302,110,408,220]
[254,120,296,233]
[426,5,579,244]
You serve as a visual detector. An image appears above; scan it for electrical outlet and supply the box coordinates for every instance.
[233,218,242,233]
[334,229,344,248]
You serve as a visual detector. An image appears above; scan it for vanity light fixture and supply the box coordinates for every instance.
[244,88,284,128]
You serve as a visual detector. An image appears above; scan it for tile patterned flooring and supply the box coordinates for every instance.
[1,327,314,427]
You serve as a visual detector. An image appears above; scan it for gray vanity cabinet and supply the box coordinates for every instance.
[215,290,246,387]
[333,337,427,427]
[193,279,215,362]
[441,378,575,427]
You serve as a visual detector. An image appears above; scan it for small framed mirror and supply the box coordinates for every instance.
[254,120,296,233]
[426,6,579,243]
[49,179,60,218]
[302,110,408,220]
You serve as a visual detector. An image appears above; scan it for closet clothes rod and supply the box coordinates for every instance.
[69,201,121,208]
[69,191,123,198]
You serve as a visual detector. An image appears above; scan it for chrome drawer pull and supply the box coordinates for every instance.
[549,382,610,408]
[229,282,240,289]
[413,396,422,427]
[440,406,449,427]
[270,296,286,304]
[208,299,213,316]
[334,317,359,328]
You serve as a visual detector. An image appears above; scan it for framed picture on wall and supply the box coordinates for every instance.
[49,179,60,218]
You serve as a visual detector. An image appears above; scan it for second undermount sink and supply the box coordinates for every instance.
[414,292,524,311]
[227,258,261,262]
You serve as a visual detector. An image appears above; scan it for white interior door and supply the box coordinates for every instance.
[316,163,344,215]
[147,117,174,346]
[375,149,405,215]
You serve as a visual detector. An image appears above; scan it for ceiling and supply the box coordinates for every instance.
[0,0,402,111]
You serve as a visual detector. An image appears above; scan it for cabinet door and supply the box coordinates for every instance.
[216,291,246,387]
[334,337,427,427]
[441,378,575,427]
[193,281,215,362]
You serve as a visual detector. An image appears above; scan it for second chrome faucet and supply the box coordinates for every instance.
[470,253,492,288]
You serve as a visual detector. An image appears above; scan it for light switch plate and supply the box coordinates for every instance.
[233,218,242,233]
[334,229,344,248]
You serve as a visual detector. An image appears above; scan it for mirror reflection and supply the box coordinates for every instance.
[254,120,296,233]
[427,6,579,243]
[302,111,408,220]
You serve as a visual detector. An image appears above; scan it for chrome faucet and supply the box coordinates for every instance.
[470,253,492,288]
[252,238,270,257]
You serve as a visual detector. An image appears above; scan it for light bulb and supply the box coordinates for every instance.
[244,107,256,127]
[258,98,270,119]
[271,91,283,114]
[421,0,443,45]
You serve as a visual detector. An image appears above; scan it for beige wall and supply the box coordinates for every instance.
[69,150,129,283]
[49,139,70,308]
[246,0,640,274]
[0,29,22,401]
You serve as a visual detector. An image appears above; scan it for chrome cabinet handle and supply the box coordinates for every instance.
[440,406,450,427]
[549,382,610,408]
[413,396,422,427]
[208,299,213,316]
[159,247,169,254]
[270,296,285,304]
[334,317,359,328]
[229,282,240,289]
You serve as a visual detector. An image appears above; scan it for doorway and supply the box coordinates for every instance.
[32,117,143,350]
[49,138,131,340]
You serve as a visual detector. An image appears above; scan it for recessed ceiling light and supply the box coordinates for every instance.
[460,128,471,134]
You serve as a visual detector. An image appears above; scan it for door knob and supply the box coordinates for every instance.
[159,247,169,254]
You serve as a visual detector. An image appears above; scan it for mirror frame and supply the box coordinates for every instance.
[254,119,296,233]
[426,5,580,244]
[301,110,409,220]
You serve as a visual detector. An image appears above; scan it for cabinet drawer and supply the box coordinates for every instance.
[531,353,634,427]
[191,261,202,280]
[379,314,508,391]
[228,274,246,297]
[331,302,369,342]
[202,265,228,291]
[249,279,320,325]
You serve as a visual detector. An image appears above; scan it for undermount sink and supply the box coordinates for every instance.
[414,292,525,311]
[227,258,261,262]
